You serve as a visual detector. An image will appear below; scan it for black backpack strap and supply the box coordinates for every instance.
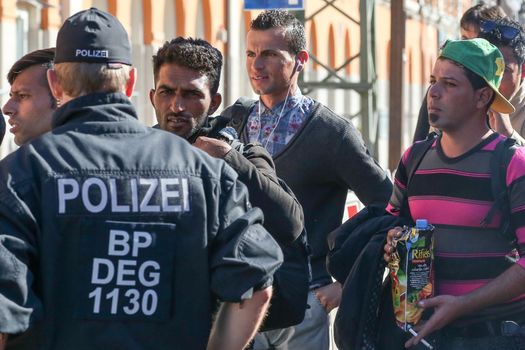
[399,132,438,217]
[220,97,257,135]
[481,137,518,243]
[405,133,437,184]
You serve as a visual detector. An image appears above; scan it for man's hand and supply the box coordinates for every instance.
[404,295,465,348]
[194,136,232,158]
[405,264,525,347]
[314,281,342,313]
[489,110,514,137]
[384,226,403,263]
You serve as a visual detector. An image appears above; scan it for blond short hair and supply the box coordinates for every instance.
[54,62,132,97]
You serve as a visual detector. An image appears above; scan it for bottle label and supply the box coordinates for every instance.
[389,223,434,330]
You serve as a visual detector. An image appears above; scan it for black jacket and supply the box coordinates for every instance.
[327,206,410,350]
[203,116,309,330]
[206,116,304,244]
[155,118,305,245]
[0,93,283,350]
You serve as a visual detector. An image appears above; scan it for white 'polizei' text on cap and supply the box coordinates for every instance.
[75,49,109,58]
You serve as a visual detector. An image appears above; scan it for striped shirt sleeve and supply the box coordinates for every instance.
[387,146,412,216]
[506,147,525,269]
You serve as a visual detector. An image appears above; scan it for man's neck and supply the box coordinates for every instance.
[440,120,493,158]
[260,85,297,110]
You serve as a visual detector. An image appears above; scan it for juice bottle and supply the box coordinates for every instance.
[389,219,434,330]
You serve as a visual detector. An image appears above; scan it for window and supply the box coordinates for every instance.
[16,9,29,58]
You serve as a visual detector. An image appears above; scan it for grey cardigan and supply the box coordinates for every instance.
[223,99,393,284]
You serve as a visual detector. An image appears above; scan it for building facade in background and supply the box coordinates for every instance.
[0,0,503,169]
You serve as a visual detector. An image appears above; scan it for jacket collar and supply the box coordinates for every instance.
[52,92,138,128]
[151,116,212,144]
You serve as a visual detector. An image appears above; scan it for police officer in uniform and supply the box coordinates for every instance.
[0,8,282,350]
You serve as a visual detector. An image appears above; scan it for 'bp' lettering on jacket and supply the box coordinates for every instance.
[89,229,160,316]
[76,221,177,321]
[56,177,190,215]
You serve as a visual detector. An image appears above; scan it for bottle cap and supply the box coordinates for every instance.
[416,219,428,230]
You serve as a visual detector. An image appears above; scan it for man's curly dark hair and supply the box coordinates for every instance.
[478,17,525,66]
[152,37,223,95]
[250,10,306,54]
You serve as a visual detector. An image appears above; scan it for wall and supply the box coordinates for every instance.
[0,0,468,167]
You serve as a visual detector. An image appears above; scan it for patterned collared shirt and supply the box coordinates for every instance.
[245,89,314,156]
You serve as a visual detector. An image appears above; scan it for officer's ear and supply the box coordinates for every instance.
[125,67,137,98]
[208,93,222,116]
[47,69,63,101]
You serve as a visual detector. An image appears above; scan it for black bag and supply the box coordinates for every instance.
[329,208,410,349]
[261,226,311,331]
[218,97,257,138]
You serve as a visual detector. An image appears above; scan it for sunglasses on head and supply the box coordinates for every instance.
[480,20,521,41]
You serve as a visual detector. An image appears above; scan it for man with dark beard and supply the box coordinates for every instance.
[150,36,304,245]
[150,37,310,339]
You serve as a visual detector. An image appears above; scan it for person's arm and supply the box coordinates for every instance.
[0,175,42,340]
[194,136,304,244]
[0,334,7,350]
[208,162,282,339]
[489,110,525,145]
[317,130,408,312]
[315,122,397,312]
[314,281,342,313]
[224,143,304,243]
[333,118,392,208]
[406,264,525,348]
[207,287,272,350]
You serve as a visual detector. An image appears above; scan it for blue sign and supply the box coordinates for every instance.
[244,0,304,10]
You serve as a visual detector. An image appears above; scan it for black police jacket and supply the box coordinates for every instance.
[0,92,282,350]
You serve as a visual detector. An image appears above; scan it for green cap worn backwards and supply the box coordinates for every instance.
[439,38,515,114]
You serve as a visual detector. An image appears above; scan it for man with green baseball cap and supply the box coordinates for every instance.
[439,38,515,114]
[384,38,525,349]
